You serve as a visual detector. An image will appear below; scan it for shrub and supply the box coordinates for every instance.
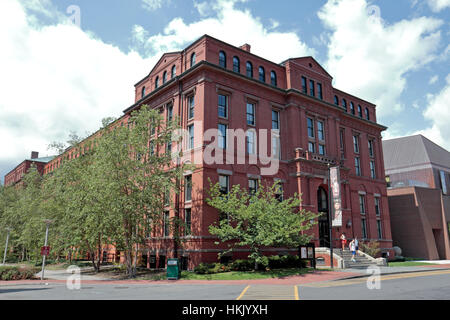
[268,255,306,269]
[229,259,255,271]
[193,263,214,274]
[0,266,39,281]
[360,240,381,258]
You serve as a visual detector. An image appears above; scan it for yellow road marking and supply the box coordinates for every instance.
[302,269,450,288]
[294,286,299,300]
[236,285,250,300]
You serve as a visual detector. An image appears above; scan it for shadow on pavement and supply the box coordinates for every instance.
[0,287,52,294]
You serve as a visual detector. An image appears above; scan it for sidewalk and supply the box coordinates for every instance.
[337,263,450,279]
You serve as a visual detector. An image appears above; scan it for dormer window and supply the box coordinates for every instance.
[233,56,240,73]
[142,86,146,98]
[190,52,196,67]
[342,99,347,111]
[334,95,339,105]
[219,51,226,68]
[358,105,362,118]
[246,61,253,78]
[350,102,355,115]
[270,71,277,87]
[259,66,265,82]
[365,107,370,120]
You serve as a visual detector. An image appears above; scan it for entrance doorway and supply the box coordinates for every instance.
[318,187,330,247]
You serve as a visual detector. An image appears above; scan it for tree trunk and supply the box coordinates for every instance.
[86,240,98,272]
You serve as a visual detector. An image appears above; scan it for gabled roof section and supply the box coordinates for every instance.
[25,156,55,163]
[383,135,450,170]
[282,56,333,79]
[135,51,181,87]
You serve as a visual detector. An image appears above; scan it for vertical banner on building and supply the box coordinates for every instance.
[330,166,342,227]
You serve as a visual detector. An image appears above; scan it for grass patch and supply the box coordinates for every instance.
[179,268,314,280]
[388,261,437,267]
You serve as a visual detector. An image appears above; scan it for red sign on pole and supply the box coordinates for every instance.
[41,246,50,256]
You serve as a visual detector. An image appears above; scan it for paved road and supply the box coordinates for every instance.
[1,269,449,300]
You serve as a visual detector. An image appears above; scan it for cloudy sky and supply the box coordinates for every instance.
[1,0,449,184]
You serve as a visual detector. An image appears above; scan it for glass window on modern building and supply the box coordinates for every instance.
[317,83,323,100]
[355,157,361,176]
[185,175,192,202]
[185,208,191,236]
[246,102,255,126]
[218,94,228,118]
[188,95,195,120]
[218,123,227,149]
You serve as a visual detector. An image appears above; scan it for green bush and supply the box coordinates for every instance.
[268,255,306,269]
[193,263,214,274]
[0,266,39,280]
[229,259,255,271]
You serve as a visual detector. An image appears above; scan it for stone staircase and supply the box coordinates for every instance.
[334,249,378,269]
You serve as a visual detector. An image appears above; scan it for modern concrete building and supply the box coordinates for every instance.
[384,135,450,260]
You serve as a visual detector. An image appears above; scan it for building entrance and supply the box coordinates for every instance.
[318,187,330,247]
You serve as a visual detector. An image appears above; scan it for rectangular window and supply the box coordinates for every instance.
[375,197,381,216]
[188,124,194,149]
[309,80,315,97]
[361,218,367,239]
[164,211,170,237]
[218,94,228,118]
[340,128,345,159]
[355,157,361,176]
[185,209,191,236]
[164,189,170,207]
[188,95,195,119]
[377,220,382,239]
[185,175,192,202]
[317,121,325,141]
[272,110,280,130]
[275,183,284,202]
[301,76,307,93]
[219,175,229,195]
[167,104,173,122]
[319,144,325,155]
[353,135,359,153]
[307,118,315,138]
[368,140,375,158]
[249,179,258,195]
[308,142,316,154]
[246,130,256,154]
[246,103,255,126]
[317,83,323,100]
[370,161,376,179]
[359,194,366,214]
[439,170,447,194]
[218,124,227,149]
[272,136,281,159]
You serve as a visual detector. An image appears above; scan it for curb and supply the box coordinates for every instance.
[332,267,450,281]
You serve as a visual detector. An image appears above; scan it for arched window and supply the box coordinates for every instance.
[259,66,265,82]
[246,61,253,78]
[350,102,355,115]
[365,107,370,120]
[342,99,347,111]
[334,95,339,105]
[142,86,146,98]
[270,71,277,86]
[358,105,362,117]
[219,51,226,68]
[171,65,176,78]
[233,56,240,73]
[163,71,167,84]
[155,76,159,89]
[190,52,196,67]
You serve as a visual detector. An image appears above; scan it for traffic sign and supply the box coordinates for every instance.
[41,246,50,256]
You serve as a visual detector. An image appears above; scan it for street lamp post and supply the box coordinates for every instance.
[327,164,334,269]
[41,220,52,280]
[2,227,11,265]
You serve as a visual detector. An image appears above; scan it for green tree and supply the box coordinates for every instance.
[206,180,319,270]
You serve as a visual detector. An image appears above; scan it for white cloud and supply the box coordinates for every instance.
[429,75,439,84]
[0,0,151,181]
[415,74,450,149]
[134,0,315,62]
[142,0,165,12]
[318,0,443,118]
[427,0,450,12]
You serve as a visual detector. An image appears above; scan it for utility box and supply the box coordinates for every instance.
[166,258,180,280]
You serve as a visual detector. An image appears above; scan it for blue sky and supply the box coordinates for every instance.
[0,0,449,184]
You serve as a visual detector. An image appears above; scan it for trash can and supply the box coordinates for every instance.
[167,258,180,280]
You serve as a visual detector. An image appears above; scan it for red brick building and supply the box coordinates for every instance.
[383,135,450,260]
[4,152,54,187]
[12,35,394,269]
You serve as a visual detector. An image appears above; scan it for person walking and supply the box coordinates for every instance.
[349,239,356,262]
[354,237,359,256]
[340,233,347,252]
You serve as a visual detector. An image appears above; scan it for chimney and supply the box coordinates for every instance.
[240,44,251,53]
[31,151,39,159]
